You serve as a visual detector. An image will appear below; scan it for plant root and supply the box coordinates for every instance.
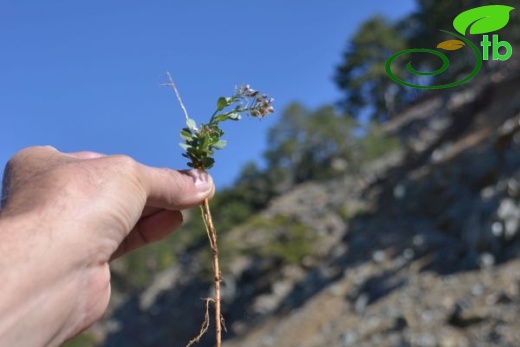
[184,298,213,347]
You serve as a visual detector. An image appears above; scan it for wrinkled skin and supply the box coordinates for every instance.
[0,146,214,346]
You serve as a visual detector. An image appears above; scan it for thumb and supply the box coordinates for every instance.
[139,167,215,210]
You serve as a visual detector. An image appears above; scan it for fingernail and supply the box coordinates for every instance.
[66,151,106,159]
[186,169,212,193]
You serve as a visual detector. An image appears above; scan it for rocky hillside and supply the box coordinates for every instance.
[91,58,520,347]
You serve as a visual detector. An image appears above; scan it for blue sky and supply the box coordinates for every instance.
[0,1,415,189]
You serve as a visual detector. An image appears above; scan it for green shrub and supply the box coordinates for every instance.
[359,122,401,163]
[62,332,97,347]
[240,215,316,265]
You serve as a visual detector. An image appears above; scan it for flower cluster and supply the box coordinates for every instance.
[238,85,275,119]
[238,84,258,97]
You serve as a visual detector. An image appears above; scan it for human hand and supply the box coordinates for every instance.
[0,146,214,346]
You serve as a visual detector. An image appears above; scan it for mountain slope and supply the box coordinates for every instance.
[100,59,520,347]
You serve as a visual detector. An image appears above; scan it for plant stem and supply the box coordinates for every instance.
[200,198,222,347]
[165,71,190,123]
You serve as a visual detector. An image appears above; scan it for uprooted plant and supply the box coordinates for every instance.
[164,72,274,347]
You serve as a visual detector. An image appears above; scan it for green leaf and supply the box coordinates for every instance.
[201,157,215,169]
[228,113,241,120]
[200,136,209,149]
[186,118,197,130]
[179,143,191,151]
[209,129,220,138]
[217,97,232,111]
[212,140,227,149]
[453,5,515,35]
[180,129,192,141]
[212,114,229,123]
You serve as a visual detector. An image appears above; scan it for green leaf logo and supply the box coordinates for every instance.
[453,5,514,35]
